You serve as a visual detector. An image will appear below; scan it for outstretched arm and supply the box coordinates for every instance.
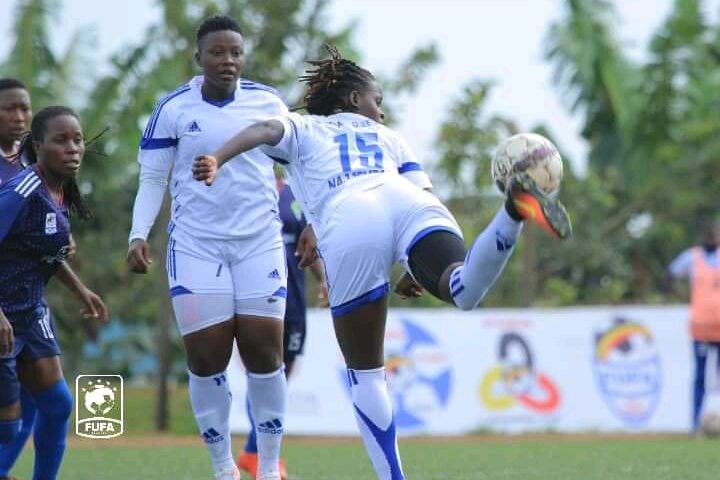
[193,119,285,185]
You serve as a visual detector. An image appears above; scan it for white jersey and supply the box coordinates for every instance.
[262,112,432,229]
[138,76,287,240]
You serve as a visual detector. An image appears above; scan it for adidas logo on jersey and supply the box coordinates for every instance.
[257,418,283,435]
[186,120,202,134]
[201,427,224,444]
[267,269,280,280]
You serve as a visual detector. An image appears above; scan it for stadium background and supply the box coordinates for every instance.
[2,0,720,478]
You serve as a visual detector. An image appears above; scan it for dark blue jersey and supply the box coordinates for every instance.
[279,185,307,322]
[0,168,72,316]
[0,153,22,185]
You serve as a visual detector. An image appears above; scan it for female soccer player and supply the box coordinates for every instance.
[237,170,328,479]
[193,46,571,480]
[127,15,291,480]
[0,106,107,480]
[0,78,31,184]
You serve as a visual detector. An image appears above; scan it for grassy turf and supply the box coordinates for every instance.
[9,437,720,480]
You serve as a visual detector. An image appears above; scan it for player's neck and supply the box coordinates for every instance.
[201,82,235,103]
[0,138,17,157]
[33,164,65,203]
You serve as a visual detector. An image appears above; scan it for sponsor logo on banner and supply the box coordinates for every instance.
[340,318,452,430]
[478,331,561,416]
[593,317,661,426]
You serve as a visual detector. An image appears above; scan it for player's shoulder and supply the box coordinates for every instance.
[239,78,284,102]
[0,168,41,200]
[153,81,195,112]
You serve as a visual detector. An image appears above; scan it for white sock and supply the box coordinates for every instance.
[247,367,287,479]
[188,370,235,475]
[348,367,405,480]
[450,207,523,310]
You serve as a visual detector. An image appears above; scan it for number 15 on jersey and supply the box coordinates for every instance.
[333,132,384,174]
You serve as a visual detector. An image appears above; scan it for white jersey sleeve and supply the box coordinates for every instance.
[129,88,185,242]
[260,111,306,165]
[388,132,432,190]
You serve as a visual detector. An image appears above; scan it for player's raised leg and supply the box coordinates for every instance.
[406,172,571,311]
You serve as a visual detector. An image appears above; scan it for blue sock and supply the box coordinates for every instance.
[0,419,21,446]
[31,380,72,480]
[243,395,258,454]
[0,388,36,476]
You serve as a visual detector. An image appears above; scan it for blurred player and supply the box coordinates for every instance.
[126,15,292,480]
[193,46,571,480]
[0,78,30,183]
[0,106,107,480]
[237,170,328,479]
[668,220,720,432]
[0,82,98,480]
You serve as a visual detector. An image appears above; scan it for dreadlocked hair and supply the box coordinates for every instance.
[300,45,375,116]
[15,106,92,220]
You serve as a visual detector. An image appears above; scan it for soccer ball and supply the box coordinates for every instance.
[491,133,564,195]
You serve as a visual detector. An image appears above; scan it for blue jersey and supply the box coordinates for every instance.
[279,185,307,322]
[0,168,72,316]
[0,153,22,185]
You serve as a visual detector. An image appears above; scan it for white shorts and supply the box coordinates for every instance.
[166,228,287,336]
[317,177,462,317]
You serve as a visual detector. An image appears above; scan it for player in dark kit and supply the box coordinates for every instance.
[237,171,327,479]
[0,78,31,183]
[0,106,107,480]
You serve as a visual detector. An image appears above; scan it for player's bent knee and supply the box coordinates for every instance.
[33,380,72,420]
[0,417,22,444]
[408,230,466,301]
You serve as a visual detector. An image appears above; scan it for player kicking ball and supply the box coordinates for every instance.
[193,46,571,480]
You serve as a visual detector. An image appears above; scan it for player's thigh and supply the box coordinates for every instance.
[320,192,394,316]
[385,178,464,266]
[17,355,63,393]
[230,240,287,321]
[182,319,237,376]
[167,233,235,337]
[14,305,63,394]
[333,297,388,370]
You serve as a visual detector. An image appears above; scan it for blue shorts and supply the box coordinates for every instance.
[283,317,306,366]
[0,305,61,407]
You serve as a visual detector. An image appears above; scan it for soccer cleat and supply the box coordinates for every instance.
[214,464,241,480]
[236,452,287,480]
[237,452,258,478]
[278,458,288,480]
[507,172,572,239]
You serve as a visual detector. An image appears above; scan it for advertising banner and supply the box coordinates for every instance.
[228,306,692,435]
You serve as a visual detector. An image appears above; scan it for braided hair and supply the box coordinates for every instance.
[300,45,375,115]
[15,106,91,220]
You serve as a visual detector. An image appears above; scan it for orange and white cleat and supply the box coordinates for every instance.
[236,452,287,480]
[508,172,572,239]
[215,463,242,480]
[237,452,258,478]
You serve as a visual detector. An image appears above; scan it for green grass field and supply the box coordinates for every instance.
[9,435,720,480]
[7,388,720,479]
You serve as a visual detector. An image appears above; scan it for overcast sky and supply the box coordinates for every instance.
[2,0,719,174]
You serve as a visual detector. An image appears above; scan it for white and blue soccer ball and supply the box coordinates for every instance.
[491,133,564,195]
